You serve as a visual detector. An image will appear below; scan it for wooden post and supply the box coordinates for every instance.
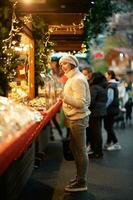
[28,39,35,99]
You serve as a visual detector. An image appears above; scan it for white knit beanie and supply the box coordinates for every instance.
[59,54,79,67]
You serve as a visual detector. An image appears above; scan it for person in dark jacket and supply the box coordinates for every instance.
[104,70,121,151]
[124,97,133,124]
[86,72,108,158]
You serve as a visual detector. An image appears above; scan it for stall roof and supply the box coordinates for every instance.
[16,0,94,51]
[112,48,133,58]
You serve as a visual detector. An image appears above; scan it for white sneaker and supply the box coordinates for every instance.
[106,143,121,151]
[86,145,94,155]
[88,149,94,154]
[113,143,121,150]
[86,145,91,152]
[103,143,112,150]
[65,181,88,192]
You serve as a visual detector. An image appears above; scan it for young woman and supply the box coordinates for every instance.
[59,54,91,192]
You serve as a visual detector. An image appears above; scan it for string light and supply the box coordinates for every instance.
[2,1,22,47]
[1,0,23,81]
[23,14,32,25]
[48,21,84,35]
[22,0,32,4]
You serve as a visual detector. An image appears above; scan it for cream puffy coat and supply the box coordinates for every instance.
[63,68,91,120]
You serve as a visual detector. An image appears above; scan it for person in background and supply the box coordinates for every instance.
[86,72,107,158]
[124,97,133,124]
[115,73,128,108]
[49,59,64,140]
[59,54,91,192]
[104,70,121,151]
[81,67,93,151]
[82,67,93,82]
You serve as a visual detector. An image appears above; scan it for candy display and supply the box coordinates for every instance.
[8,81,29,102]
[28,97,47,111]
[0,96,43,144]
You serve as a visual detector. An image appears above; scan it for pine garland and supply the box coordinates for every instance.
[0,0,22,96]
[32,15,54,96]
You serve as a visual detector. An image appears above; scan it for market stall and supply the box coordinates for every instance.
[0,2,63,199]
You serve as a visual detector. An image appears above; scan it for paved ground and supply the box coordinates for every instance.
[20,123,133,200]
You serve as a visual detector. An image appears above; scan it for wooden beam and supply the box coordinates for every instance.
[50,35,84,52]
[50,35,84,41]
[53,42,82,52]
[36,13,85,25]
[17,2,90,14]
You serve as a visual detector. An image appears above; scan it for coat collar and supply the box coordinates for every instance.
[65,68,79,78]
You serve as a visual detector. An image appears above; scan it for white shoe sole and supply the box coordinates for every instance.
[65,186,87,192]
[106,147,121,151]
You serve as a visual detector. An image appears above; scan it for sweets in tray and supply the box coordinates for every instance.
[0,96,43,144]
[28,97,47,111]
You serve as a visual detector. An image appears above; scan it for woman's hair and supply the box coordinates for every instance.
[70,63,77,69]
[90,72,107,84]
[82,67,93,73]
[107,70,116,79]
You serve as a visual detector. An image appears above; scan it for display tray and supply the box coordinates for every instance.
[0,100,62,176]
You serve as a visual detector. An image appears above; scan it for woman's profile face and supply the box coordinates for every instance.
[82,69,92,80]
[60,62,72,74]
[105,72,110,81]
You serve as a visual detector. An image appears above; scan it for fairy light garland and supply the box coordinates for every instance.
[2,1,22,50]
[0,0,34,82]
[49,21,84,35]
[23,14,32,25]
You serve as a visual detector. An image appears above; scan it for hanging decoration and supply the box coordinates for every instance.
[0,0,35,97]
[1,0,22,83]
[49,21,84,35]
[0,0,23,96]
[32,15,54,96]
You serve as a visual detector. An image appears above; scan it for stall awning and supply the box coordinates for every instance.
[111,48,133,58]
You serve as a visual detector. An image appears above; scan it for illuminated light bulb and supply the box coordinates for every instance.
[79,23,84,29]
[22,0,32,4]
[60,5,66,8]
[119,53,124,61]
